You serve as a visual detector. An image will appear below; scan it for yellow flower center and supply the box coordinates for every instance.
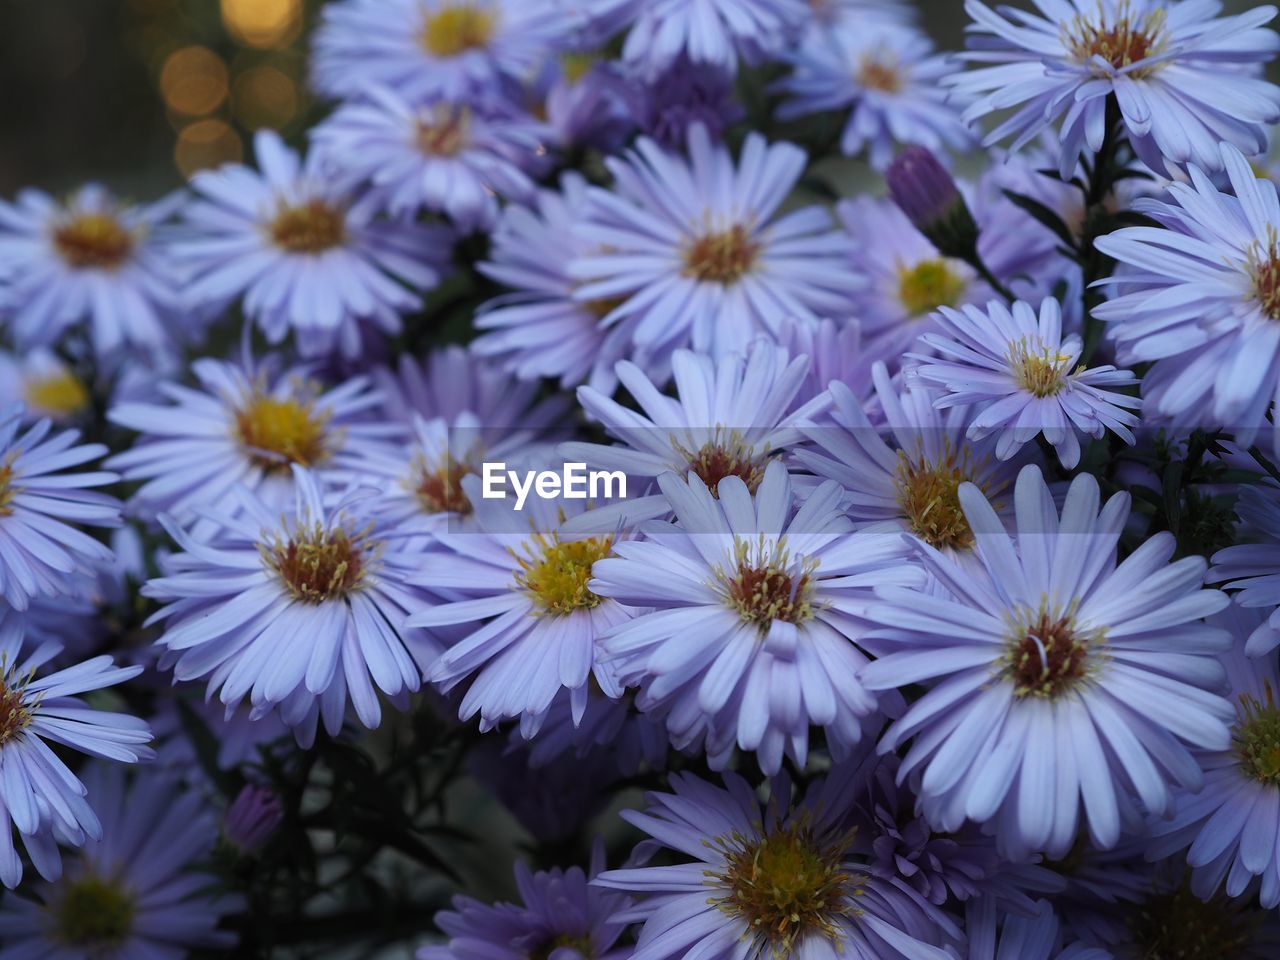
[0,668,33,747]
[514,534,613,616]
[857,56,902,93]
[683,225,760,285]
[1065,3,1167,77]
[25,369,90,418]
[897,259,966,317]
[54,874,137,948]
[53,212,134,269]
[894,443,980,550]
[720,539,816,629]
[711,818,859,957]
[234,393,331,470]
[264,524,372,604]
[529,934,595,960]
[1235,684,1280,785]
[1002,603,1100,699]
[560,51,598,85]
[269,199,347,253]
[1009,340,1073,398]
[420,3,495,58]
[416,105,470,156]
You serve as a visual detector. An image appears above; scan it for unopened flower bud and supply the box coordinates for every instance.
[886,146,980,260]
[223,784,283,856]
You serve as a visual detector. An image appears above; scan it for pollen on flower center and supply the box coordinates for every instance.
[1003,604,1098,699]
[25,370,90,417]
[683,224,760,285]
[857,56,902,93]
[53,212,134,269]
[529,934,596,960]
[413,453,475,516]
[721,539,816,628]
[894,445,978,550]
[1129,883,1254,960]
[416,106,470,156]
[234,393,331,470]
[420,3,495,58]
[1249,236,1280,320]
[1009,340,1072,398]
[1234,685,1280,784]
[897,258,966,317]
[1065,5,1167,77]
[265,524,371,603]
[53,874,137,948]
[0,670,33,746]
[269,199,347,253]
[675,432,769,496]
[514,534,613,616]
[711,818,859,956]
[0,463,17,517]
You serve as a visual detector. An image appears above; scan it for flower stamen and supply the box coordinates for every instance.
[897,259,966,317]
[420,3,495,58]
[264,524,372,603]
[683,225,760,284]
[234,392,332,470]
[269,199,347,253]
[719,538,816,628]
[514,534,613,615]
[53,212,134,269]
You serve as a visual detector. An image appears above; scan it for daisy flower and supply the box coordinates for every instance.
[0,348,91,424]
[559,341,830,530]
[143,468,438,746]
[312,86,549,233]
[594,769,960,960]
[859,464,1235,860]
[474,173,636,393]
[311,0,577,101]
[1094,142,1280,451]
[949,0,1280,178]
[909,298,1140,469]
[418,843,630,960]
[0,766,240,958]
[778,315,875,411]
[569,125,861,364]
[106,355,392,524]
[794,364,1022,558]
[0,406,120,610]
[0,630,152,889]
[405,471,634,737]
[1144,605,1280,908]
[1209,481,1280,655]
[0,184,184,367]
[620,0,809,79]
[590,461,921,774]
[177,129,451,359]
[775,18,971,169]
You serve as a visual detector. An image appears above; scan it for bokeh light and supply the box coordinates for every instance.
[160,46,228,116]
[174,118,242,177]
[233,65,298,129]
[221,0,302,50]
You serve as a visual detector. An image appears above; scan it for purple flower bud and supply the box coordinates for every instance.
[223,784,283,856]
[886,147,979,259]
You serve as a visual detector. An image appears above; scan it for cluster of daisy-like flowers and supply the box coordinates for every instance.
[9,0,1280,957]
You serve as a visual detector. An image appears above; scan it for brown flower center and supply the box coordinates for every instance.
[413,453,474,516]
[857,56,902,93]
[264,524,371,603]
[416,105,470,156]
[0,670,33,747]
[675,433,769,496]
[420,4,495,58]
[269,199,347,253]
[1009,340,1073,398]
[1251,235,1280,320]
[0,463,17,517]
[894,444,980,550]
[721,539,816,629]
[1003,604,1099,699]
[1066,5,1167,77]
[53,212,134,269]
[683,225,760,285]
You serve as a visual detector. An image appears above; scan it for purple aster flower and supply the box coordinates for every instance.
[143,467,438,746]
[222,783,284,856]
[419,842,630,960]
[405,471,634,737]
[313,86,549,233]
[777,315,875,411]
[0,405,120,610]
[1144,603,1280,906]
[639,56,742,153]
[559,341,830,530]
[859,464,1235,860]
[0,630,152,889]
[177,129,451,359]
[949,0,1280,178]
[0,184,184,367]
[0,765,241,958]
[569,125,861,364]
[474,173,637,393]
[908,298,1140,469]
[0,348,91,424]
[1209,482,1280,655]
[594,768,960,960]
[775,20,971,169]
[1095,143,1280,451]
[534,54,639,154]
[590,461,920,774]
[795,364,1023,561]
[311,0,578,102]
[620,0,809,79]
[106,355,393,525]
